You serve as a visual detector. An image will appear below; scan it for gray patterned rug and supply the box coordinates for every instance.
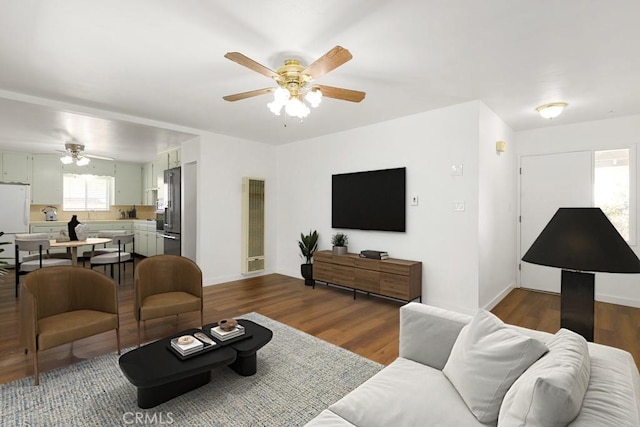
[1,312,383,426]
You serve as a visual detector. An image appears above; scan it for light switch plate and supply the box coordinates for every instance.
[411,195,419,206]
[453,201,465,211]
[451,164,463,176]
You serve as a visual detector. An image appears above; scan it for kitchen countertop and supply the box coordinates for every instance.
[30,219,155,225]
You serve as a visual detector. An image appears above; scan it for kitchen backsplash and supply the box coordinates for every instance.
[30,205,157,222]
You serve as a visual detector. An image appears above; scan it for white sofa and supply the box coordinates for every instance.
[305,302,640,426]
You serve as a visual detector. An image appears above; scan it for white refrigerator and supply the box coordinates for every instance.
[0,183,30,266]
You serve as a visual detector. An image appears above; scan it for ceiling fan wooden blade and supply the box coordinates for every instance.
[303,46,353,80]
[223,88,274,102]
[313,85,366,103]
[224,52,279,80]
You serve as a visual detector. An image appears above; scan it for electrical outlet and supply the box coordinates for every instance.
[453,201,465,211]
[411,195,419,206]
[451,164,463,176]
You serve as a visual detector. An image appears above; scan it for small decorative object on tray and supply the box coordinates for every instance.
[171,334,205,356]
[218,318,238,331]
[211,321,245,341]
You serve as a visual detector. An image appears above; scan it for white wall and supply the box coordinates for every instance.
[478,103,518,309]
[516,114,640,307]
[276,101,486,314]
[196,132,277,286]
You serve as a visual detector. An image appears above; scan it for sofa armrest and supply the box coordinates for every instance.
[399,302,471,370]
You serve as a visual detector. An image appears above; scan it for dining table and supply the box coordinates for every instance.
[49,237,112,266]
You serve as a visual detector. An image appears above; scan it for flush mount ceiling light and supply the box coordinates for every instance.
[536,102,568,119]
[223,46,366,120]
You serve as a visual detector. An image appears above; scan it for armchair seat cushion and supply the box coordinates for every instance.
[38,310,118,351]
[139,291,201,321]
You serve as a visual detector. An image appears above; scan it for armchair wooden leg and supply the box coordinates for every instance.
[116,328,121,355]
[34,351,39,386]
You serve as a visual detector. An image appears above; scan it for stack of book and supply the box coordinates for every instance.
[359,250,389,260]
[171,335,204,356]
[211,323,246,341]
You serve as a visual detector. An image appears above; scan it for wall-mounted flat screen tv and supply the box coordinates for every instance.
[332,167,406,232]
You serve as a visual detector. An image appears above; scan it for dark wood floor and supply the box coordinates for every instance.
[1,261,639,385]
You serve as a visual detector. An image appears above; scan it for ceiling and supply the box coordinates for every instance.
[0,1,639,162]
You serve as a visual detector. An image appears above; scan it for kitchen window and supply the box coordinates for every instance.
[63,174,114,211]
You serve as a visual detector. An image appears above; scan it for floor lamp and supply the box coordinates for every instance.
[522,207,640,341]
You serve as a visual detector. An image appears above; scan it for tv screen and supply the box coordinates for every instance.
[332,167,406,232]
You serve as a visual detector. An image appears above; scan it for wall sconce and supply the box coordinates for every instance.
[496,140,506,153]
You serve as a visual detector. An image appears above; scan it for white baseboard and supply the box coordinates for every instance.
[595,293,640,309]
[483,281,517,311]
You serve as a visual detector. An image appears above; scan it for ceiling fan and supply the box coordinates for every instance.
[223,46,366,119]
[58,142,114,166]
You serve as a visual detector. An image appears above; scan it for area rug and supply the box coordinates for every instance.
[1,312,383,426]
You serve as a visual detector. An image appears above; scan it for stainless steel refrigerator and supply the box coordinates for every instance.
[162,167,181,255]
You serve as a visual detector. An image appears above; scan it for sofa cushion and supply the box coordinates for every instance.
[498,328,590,426]
[569,342,640,426]
[304,409,357,427]
[329,357,486,427]
[442,309,548,424]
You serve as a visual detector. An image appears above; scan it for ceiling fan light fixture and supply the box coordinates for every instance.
[305,89,322,108]
[76,156,91,166]
[285,97,310,119]
[60,155,74,165]
[536,102,568,119]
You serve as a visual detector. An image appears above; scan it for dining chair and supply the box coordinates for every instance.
[82,230,127,266]
[90,234,135,284]
[14,237,72,297]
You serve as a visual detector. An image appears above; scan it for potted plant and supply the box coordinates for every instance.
[298,230,319,286]
[331,232,349,255]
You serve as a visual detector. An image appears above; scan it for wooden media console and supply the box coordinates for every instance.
[312,250,422,302]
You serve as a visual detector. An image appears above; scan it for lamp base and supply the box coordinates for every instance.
[560,270,595,342]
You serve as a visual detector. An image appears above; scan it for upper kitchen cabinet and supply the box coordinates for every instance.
[1,151,31,183]
[31,155,63,204]
[168,147,180,168]
[114,161,142,205]
[157,147,181,171]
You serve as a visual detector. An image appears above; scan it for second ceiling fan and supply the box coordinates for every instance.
[223,46,365,119]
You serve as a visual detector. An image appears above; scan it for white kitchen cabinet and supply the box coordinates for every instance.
[31,155,63,204]
[114,161,142,205]
[141,161,158,206]
[153,157,165,190]
[2,151,31,183]
[155,232,164,255]
[168,148,180,168]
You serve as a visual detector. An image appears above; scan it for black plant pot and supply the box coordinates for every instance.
[300,263,314,286]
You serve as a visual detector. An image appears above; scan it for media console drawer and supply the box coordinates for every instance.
[312,250,421,303]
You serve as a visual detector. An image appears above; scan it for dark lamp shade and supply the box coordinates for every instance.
[522,208,640,273]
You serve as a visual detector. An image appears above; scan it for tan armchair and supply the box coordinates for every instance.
[20,266,120,385]
[134,255,203,346]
